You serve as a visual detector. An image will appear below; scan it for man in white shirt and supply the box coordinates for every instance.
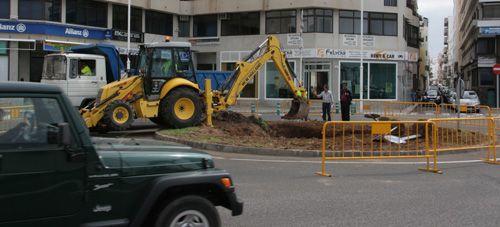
[317,84,334,121]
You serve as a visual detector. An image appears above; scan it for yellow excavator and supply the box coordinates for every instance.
[80,35,309,131]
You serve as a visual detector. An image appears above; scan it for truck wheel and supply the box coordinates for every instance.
[155,195,220,227]
[160,88,202,129]
[102,100,134,131]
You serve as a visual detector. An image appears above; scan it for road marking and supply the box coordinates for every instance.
[214,157,500,165]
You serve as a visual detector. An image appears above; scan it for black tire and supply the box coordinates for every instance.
[101,100,134,131]
[149,117,164,125]
[155,195,220,227]
[79,98,96,109]
[160,88,202,129]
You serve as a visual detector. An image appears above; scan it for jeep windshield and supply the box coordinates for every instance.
[42,55,67,80]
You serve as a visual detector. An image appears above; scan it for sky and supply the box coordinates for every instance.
[418,0,454,59]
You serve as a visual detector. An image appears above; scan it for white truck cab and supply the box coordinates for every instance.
[41,53,107,107]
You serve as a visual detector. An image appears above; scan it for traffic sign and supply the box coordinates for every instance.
[493,64,500,74]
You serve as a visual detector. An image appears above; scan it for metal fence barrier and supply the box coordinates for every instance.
[316,120,441,177]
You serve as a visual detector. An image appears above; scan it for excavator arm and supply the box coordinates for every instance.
[213,35,309,119]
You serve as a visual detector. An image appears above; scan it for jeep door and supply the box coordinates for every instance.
[0,95,85,225]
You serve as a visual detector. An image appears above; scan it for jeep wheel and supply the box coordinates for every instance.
[155,195,220,227]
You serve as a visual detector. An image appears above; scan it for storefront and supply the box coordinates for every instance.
[0,41,7,81]
[219,48,417,103]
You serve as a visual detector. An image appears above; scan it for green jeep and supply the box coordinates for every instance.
[0,82,243,227]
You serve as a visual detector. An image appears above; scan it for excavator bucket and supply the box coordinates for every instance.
[282,98,309,120]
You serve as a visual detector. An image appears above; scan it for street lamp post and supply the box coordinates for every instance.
[126,0,131,72]
[360,0,364,110]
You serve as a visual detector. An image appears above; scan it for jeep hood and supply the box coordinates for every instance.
[96,145,215,177]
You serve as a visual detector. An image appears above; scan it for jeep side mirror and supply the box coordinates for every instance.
[58,123,71,147]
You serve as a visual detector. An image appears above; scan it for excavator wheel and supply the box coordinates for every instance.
[101,100,134,131]
[160,87,202,129]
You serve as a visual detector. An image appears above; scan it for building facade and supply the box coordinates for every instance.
[455,0,499,107]
[0,0,421,104]
[418,16,430,92]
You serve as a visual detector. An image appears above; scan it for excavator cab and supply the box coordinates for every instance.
[137,42,196,100]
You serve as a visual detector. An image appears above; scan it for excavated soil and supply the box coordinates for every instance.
[160,111,488,152]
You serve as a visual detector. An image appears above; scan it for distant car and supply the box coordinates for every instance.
[423,90,441,104]
[459,90,481,113]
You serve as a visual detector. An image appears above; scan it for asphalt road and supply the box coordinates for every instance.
[97,135,500,227]
[210,151,500,227]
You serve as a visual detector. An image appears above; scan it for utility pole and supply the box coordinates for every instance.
[126,0,131,72]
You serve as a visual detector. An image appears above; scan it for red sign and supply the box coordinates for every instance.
[493,64,500,75]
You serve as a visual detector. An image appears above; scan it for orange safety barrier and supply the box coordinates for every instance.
[316,120,441,177]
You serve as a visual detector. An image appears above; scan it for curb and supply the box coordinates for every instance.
[154,131,480,157]
[154,131,326,157]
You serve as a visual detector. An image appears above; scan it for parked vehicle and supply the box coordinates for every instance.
[0,82,243,227]
[423,89,441,104]
[460,90,481,113]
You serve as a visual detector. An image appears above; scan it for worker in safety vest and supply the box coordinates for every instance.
[81,64,93,76]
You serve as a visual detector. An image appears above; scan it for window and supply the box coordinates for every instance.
[266,61,295,98]
[0,0,9,18]
[113,5,142,32]
[339,10,368,34]
[0,97,67,146]
[18,0,61,21]
[178,16,190,37]
[66,0,107,27]
[42,55,67,80]
[477,38,495,55]
[69,59,96,78]
[303,9,333,33]
[150,49,174,78]
[340,62,397,100]
[174,48,194,79]
[479,68,494,86]
[369,63,396,99]
[483,4,500,19]
[339,10,397,36]
[340,62,368,99]
[193,14,218,37]
[221,12,260,36]
[384,0,397,6]
[145,11,173,35]
[405,20,419,48]
[266,10,296,34]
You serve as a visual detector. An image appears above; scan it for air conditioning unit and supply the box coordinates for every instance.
[179,15,190,22]
[219,13,230,20]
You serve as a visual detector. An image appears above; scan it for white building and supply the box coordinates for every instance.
[0,0,422,104]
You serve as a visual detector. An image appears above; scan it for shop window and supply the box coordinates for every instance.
[340,62,368,99]
[477,38,495,55]
[303,9,333,33]
[384,0,398,6]
[193,14,217,37]
[483,3,500,19]
[145,11,173,36]
[0,0,9,19]
[479,68,494,86]
[178,16,190,37]
[369,63,396,99]
[266,10,297,34]
[113,5,142,32]
[0,41,7,55]
[19,0,61,21]
[266,61,295,99]
[221,12,260,36]
[66,0,107,27]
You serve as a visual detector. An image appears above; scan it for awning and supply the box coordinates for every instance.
[43,40,86,52]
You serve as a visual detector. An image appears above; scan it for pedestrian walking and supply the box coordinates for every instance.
[316,84,334,121]
[340,83,352,121]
